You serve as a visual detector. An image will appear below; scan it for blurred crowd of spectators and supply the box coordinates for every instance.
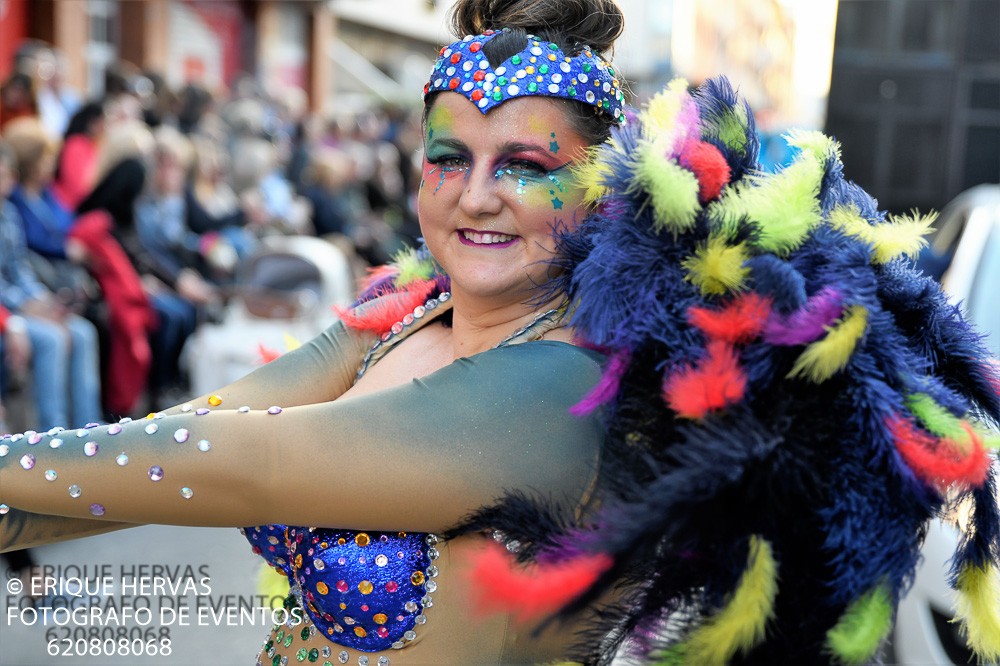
[0,39,425,433]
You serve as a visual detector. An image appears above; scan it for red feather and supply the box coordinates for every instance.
[679,140,732,203]
[334,279,436,335]
[663,340,747,419]
[257,343,280,364]
[887,415,990,489]
[466,542,612,623]
[687,293,772,344]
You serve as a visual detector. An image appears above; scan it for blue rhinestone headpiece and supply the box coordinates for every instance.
[424,30,626,124]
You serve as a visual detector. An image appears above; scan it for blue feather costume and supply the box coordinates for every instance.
[440,77,1000,665]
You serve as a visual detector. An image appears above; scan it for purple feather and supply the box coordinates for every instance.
[570,348,631,416]
[764,287,844,346]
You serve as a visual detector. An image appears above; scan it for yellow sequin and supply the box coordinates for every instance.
[358,580,373,595]
[355,533,370,547]
[208,394,222,406]
[410,571,425,586]
[316,581,329,595]
[373,613,388,625]
[354,627,367,638]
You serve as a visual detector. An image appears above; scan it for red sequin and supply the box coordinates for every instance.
[335,580,349,593]
[450,53,461,64]
[471,90,484,101]
[470,41,482,52]
[473,70,485,82]
[385,581,398,593]
[448,78,460,90]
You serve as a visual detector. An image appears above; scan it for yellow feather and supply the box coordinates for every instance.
[681,536,778,664]
[830,205,935,264]
[955,564,1000,662]
[634,142,700,236]
[282,334,301,352]
[256,565,289,610]
[641,79,689,140]
[573,142,616,205]
[682,236,751,296]
[785,129,841,163]
[787,306,868,382]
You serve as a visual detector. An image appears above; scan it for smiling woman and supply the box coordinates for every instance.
[3,0,1000,665]
[418,94,590,307]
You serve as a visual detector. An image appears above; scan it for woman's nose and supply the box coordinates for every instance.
[458,167,504,218]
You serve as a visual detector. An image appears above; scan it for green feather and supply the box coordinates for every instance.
[826,584,894,664]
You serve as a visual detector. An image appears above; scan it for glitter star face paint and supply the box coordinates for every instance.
[418,93,589,304]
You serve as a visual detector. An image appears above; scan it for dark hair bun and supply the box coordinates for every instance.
[449,0,624,56]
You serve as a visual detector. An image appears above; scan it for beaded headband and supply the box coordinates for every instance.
[424,29,626,124]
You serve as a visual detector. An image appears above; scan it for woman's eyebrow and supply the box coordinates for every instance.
[426,137,468,152]
[500,141,549,156]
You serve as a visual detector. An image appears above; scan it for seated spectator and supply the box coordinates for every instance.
[3,117,75,259]
[0,304,30,434]
[69,122,156,417]
[301,147,356,238]
[52,101,105,210]
[135,126,218,404]
[0,140,101,430]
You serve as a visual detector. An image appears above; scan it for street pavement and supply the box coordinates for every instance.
[1,524,273,665]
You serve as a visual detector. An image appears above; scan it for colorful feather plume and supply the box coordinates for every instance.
[682,235,751,296]
[662,536,778,665]
[466,542,612,624]
[436,76,1000,666]
[763,287,843,346]
[687,293,771,344]
[786,305,868,382]
[824,584,894,664]
[954,564,1000,661]
[887,415,990,490]
[663,340,747,419]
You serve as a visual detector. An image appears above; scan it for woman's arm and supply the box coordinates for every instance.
[0,317,373,550]
[1,509,134,552]
[1,342,604,534]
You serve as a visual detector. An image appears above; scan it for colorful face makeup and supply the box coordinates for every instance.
[418,94,590,305]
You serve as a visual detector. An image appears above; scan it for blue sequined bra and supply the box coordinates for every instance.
[240,292,564,653]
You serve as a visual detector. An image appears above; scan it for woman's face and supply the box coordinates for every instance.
[418,93,590,304]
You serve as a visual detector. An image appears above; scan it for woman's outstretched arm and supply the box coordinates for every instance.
[1,341,603,535]
[0,317,373,551]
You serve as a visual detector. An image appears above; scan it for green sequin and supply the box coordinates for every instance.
[511,55,521,65]
[276,630,285,642]
[493,90,502,101]
[284,634,294,648]
[272,656,281,666]
[539,64,549,74]
[583,63,593,72]
[568,87,577,97]
[528,82,538,92]
[296,647,308,662]
[549,43,558,50]
[301,626,311,641]
[497,76,508,86]
[308,648,320,663]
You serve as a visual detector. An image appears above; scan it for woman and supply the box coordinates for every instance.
[3,1,1000,665]
[52,100,105,211]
